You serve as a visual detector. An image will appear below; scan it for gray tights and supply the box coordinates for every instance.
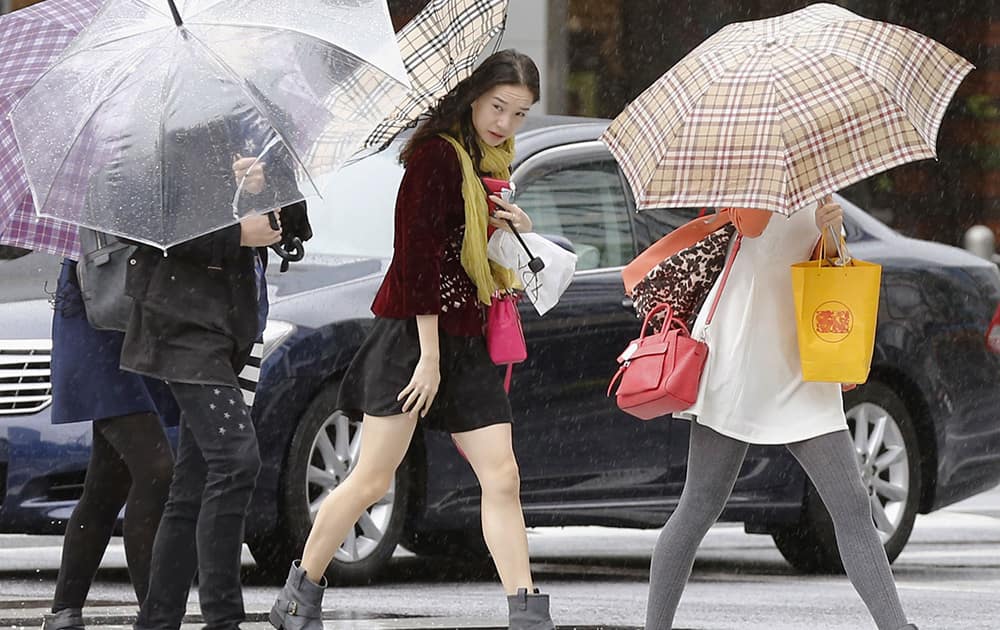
[645,422,909,630]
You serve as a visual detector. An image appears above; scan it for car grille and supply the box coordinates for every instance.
[0,339,53,415]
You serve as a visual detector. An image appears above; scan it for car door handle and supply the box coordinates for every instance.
[621,296,634,310]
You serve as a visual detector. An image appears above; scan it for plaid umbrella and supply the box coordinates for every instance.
[601,3,974,215]
[362,0,508,151]
[0,0,103,259]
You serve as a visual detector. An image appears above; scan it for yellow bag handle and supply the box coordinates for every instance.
[817,226,852,268]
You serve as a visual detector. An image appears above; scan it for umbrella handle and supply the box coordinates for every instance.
[506,220,545,273]
[270,237,305,272]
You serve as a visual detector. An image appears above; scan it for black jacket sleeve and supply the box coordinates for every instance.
[166,223,243,267]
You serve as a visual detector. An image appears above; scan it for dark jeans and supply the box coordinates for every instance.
[135,383,260,630]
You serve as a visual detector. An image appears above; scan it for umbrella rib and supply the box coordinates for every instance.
[793,42,963,153]
[123,0,170,20]
[189,20,408,87]
[180,28,322,204]
[16,20,167,97]
[770,62,794,215]
[27,34,172,216]
[39,25,167,69]
[177,0,228,22]
[157,38,184,245]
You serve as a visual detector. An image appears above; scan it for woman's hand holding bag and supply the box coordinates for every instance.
[791,221,881,384]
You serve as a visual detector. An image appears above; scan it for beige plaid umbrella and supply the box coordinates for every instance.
[601,2,974,215]
[362,0,508,151]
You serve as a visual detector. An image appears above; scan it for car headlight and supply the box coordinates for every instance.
[261,319,295,360]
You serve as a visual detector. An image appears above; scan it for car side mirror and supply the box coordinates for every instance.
[540,233,575,254]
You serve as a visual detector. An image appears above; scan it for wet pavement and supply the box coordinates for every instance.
[2,486,999,629]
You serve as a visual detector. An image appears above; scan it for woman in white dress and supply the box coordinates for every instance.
[644,198,917,630]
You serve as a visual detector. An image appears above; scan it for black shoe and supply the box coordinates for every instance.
[42,609,84,630]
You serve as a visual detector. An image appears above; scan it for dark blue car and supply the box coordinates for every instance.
[3,116,1000,583]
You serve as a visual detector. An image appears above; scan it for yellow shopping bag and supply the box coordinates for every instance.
[790,236,881,383]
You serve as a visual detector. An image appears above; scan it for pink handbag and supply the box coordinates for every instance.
[486,292,527,392]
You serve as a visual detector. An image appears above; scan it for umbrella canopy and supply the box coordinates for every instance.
[10,0,409,250]
[0,0,104,259]
[362,0,508,152]
[601,2,974,215]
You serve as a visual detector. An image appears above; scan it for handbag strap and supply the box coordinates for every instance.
[623,210,733,295]
[704,234,743,327]
[639,302,690,339]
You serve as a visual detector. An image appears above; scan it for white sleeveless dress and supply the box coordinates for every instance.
[680,209,847,445]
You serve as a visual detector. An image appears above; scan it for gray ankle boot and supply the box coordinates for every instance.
[268,561,326,630]
[42,609,84,630]
[507,588,555,630]
[898,626,919,630]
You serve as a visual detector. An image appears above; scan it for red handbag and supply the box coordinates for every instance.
[608,235,742,420]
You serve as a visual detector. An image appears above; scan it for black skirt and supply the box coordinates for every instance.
[338,317,512,433]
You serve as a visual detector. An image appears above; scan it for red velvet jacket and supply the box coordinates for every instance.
[371,137,485,337]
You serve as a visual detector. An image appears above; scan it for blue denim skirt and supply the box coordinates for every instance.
[50,260,179,426]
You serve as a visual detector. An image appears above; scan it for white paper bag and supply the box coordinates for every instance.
[488,230,577,316]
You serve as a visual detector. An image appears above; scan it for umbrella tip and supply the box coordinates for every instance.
[166,0,183,26]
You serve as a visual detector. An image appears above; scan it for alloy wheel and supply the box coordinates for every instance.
[304,411,396,563]
[846,401,911,542]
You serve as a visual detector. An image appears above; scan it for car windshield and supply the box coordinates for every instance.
[302,149,404,259]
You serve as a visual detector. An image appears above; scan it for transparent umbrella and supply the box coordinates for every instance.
[10,0,409,249]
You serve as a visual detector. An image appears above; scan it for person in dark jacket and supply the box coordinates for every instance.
[41,258,179,630]
[125,121,291,630]
[268,50,556,630]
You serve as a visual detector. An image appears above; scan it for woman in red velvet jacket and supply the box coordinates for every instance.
[268,50,556,630]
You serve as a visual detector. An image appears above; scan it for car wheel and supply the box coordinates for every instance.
[248,381,411,585]
[771,381,921,573]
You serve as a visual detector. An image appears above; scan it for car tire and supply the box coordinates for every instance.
[771,381,921,573]
[248,381,412,585]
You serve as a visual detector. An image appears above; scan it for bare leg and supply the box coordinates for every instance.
[299,413,418,582]
[452,423,532,594]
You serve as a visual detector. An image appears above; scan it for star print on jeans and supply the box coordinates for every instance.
[218,427,227,435]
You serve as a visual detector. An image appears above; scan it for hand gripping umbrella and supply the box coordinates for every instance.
[10,0,410,251]
[602,2,973,217]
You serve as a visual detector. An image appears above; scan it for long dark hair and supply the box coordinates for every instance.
[400,49,540,168]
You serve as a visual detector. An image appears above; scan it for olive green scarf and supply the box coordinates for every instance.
[438,132,518,305]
